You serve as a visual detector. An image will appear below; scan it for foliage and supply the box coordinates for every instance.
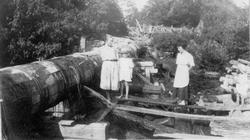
[151,28,195,57]
[0,0,126,66]
[139,0,200,27]
[135,0,249,71]
[187,40,229,71]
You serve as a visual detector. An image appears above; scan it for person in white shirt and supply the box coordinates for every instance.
[118,52,134,99]
[173,44,195,105]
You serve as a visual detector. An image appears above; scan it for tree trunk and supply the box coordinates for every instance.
[0,52,102,123]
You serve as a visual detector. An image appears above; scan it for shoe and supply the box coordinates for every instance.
[116,95,123,99]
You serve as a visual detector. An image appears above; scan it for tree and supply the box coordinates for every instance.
[116,0,139,27]
[199,0,249,59]
[0,0,126,66]
[139,0,201,27]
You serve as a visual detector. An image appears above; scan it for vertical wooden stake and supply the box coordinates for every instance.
[0,99,3,140]
[80,36,86,52]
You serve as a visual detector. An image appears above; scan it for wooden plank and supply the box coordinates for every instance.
[115,105,250,122]
[153,133,225,140]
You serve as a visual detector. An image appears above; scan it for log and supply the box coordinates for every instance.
[210,120,250,137]
[115,105,250,122]
[229,60,250,73]
[111,110,179,134]
[238,59,250,66]
[0,52,102,123]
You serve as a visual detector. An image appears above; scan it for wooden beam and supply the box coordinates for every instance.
[115,105,250,122]
[84,86,113,108]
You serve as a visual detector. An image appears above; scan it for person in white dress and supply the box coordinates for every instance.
[118,52,134,99]
[173,44,195,105]
[99,39,119,100]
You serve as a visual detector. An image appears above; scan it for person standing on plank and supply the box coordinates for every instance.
[173,43,195,105]
[118,51,134,99]
[99,37,119,100]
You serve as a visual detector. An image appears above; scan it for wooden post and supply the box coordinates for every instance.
[0,99,2,140]
[80,36,86,52]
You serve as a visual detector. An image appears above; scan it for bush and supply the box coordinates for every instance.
[151,30,193,57]
[187,40,229,72]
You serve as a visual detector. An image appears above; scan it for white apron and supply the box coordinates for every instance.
[173,51,194,88]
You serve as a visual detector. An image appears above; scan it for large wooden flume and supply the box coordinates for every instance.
[0,52,102,123]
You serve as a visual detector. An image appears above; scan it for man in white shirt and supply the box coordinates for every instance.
[173,44,195,105]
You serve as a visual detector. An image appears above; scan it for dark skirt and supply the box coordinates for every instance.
[173,86,189,100]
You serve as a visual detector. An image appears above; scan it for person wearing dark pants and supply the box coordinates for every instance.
[173,44,195,105]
